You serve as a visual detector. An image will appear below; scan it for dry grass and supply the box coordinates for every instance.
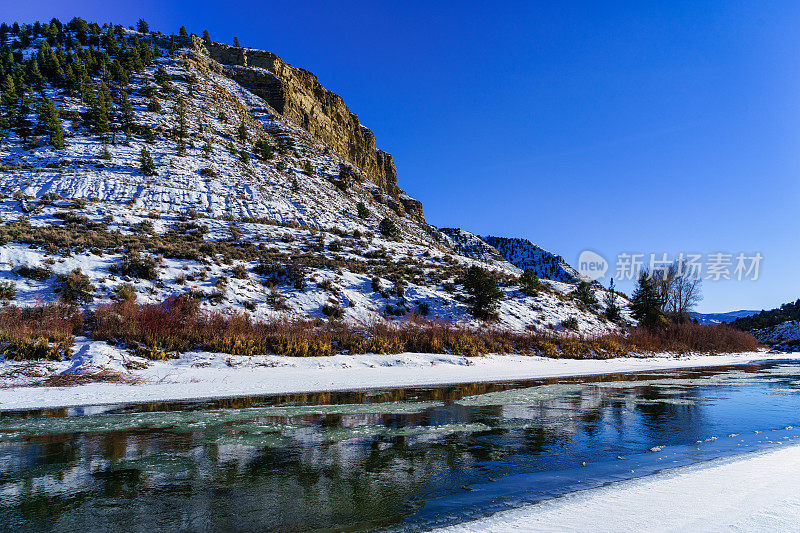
[0,297,758,362]
[36,370,142,387]
[92,297,759,359]
[0,304,84,361]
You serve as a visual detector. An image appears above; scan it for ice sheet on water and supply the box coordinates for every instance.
[456,383,587,406]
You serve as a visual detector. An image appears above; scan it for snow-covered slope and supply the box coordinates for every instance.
[0,21,626,336]
[751,321,800,347]
[439,228,505,264]
[482,236,582,283]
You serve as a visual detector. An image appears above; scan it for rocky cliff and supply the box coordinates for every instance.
[160,35,408,211]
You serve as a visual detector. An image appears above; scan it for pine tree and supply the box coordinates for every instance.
[0,113,8,145]
[604,278,621,322]
[2,74,17,118]
[26,59,43,88]
[174,95,187,155]
[233,36,241,47]
[37,97,65,148]
[136,19,149,34]
[630,272,667,327]
[179,26,188,37]
[119,91,135,138]
[203,29,211,44]
[519,269,542,296]
[90,81,111,137]
[356,201,370,219]
[104,27,119,56]
[379,217,399,240]
[462,265,502,320]
[254,139,273,160]
[139,147,156,175]
[572,281,598,308]
[237,122,248,143]
[63,64,77,94]
[15,101,32,141]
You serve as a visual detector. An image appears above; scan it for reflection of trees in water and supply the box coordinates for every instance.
[0,366,752,531]
[632,385,706,444]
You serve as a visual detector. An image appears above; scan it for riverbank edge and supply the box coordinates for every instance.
[436,443,800,532]
[1,344,797,411]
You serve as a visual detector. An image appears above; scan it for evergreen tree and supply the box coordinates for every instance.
[0,114,8,145]
[254,139,273,160]
[379,217,399,240]
[233,36,240,47]
[26,59,43,88]
[63,64,77,94]
[462,265,502,320]
[572,281,598,308]
[630,272,667,327]
[519,269,542,296]
[237,121,248,143]
[90,81,111,137]
[203,29,211,44]
[36,97,65,148]
[2,74,17,116]
[136,19,149,34]
[356,201,370,219]
[15,101,32,141]
[104,27,119,56]
[174,95,187,155]
[119,91,135,138]
[604,278,621,322]
[179,26,188,37]
[154,67,170,88]
[139,147,156,175]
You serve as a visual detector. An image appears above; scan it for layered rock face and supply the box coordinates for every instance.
[175,37,405,206]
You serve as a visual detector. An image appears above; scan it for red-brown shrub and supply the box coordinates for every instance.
[0,304,84,360]
[91,297,760,359]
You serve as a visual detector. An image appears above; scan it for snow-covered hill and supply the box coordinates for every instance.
[0,19,626,336]
[751,321,800,348]
[482,236,582,283]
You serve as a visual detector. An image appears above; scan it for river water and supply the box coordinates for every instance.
[2,358,800,532]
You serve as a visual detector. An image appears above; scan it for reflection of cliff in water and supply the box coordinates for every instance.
[1,362,797,532]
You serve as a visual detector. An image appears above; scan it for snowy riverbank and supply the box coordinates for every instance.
[438,444,800,532]
[0,340,796,411]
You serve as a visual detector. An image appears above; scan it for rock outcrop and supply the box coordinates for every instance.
[165,36,405,204]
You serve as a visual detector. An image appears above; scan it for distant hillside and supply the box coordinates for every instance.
[482,236,582,283]
[690,310,760,326]
[439,228,505,264]
[731,300,800,331]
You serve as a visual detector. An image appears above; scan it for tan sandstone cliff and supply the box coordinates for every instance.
[154,34,423,222]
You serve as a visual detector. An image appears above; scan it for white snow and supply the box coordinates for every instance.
[438,444,800,532]
[753,320,800,346]
[0,345,794,411]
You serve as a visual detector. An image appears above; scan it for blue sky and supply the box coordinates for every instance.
[5,1,800,312]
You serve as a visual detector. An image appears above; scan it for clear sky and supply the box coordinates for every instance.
[5,1,800,313]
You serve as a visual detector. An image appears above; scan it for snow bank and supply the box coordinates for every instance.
[438,444,800,532]
[0,344,795,411]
